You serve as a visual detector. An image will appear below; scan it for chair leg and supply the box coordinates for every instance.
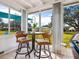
[34,50,35,58]
[48,45,52,59]
[25,43,30,58]
[27,43,30,58]
[39,45,41,59]
[44,45,45,50]
[15,53,18,59]
[36,44,38,49]
[18,43,22,52]
[44,45,47,54]
[15,43,22,59]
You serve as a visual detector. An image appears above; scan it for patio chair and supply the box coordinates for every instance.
[35,32,52,59]
[15,31,31,59]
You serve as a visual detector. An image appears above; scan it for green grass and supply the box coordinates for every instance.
[63,32,77,44]
[63,32,77,48]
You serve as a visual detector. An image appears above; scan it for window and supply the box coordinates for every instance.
[0,18,8,31]
[28,13,39,31]
[10,8,21,32]
[0,4,21,33]
[41,9,52,27]
[0,4,9,33]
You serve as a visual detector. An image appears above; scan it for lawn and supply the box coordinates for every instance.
[63,32,77,48]
[0,31,16,35]
[63,32,77,44]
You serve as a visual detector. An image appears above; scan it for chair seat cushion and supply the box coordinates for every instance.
[17,38,31,43]
[18,37,26,40]
[36,39,50,45]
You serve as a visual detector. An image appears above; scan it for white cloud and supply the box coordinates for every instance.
[41,17,51,26]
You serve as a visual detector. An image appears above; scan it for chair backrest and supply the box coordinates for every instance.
[15,31,27,41]
[41,27,50,33]
[42,33,51,43]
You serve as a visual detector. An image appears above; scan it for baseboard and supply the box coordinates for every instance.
[0,47,17,56]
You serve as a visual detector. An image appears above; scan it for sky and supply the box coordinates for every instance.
[0,4,52,26]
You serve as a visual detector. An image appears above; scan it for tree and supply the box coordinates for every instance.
[0,18,4,30]
[73,11,79,31]
[64,5,79,31]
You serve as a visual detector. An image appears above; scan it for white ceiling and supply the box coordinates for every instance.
[0,0,79,13]
[0,0,51,10]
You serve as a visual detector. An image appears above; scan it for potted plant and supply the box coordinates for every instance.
[32,23,37,32]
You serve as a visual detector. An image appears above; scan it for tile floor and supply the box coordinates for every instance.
[0,45,75,59]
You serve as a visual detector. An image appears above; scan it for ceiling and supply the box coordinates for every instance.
[0,0,79,13]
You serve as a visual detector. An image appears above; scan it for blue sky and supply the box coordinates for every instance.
[41,10,52,17]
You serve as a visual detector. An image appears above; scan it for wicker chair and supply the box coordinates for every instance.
[35,32,52,59]
[15,31,31,59]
